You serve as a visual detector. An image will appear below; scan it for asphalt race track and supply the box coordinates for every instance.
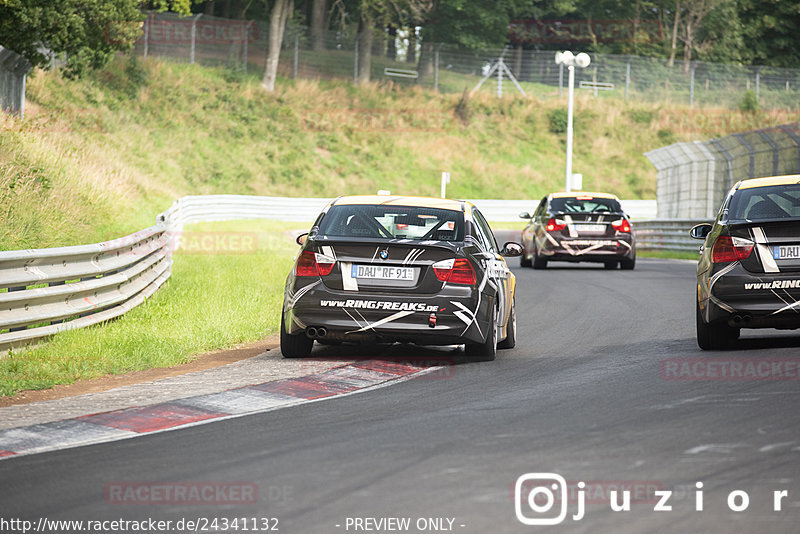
[3,258,800,533]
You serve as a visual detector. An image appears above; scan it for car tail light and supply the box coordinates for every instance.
[611,218,631,233]
[432,258,476,285]
[295,250,335,277]
[711,235,754,263]
[546,218,566,232]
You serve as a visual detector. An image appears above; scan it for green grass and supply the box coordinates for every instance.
[638,249,699,260]
[0,220,300,397]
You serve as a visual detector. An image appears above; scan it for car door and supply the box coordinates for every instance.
[471,207,514,328]
[523,197,546,255]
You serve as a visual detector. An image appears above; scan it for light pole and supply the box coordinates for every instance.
[554,51,591,192]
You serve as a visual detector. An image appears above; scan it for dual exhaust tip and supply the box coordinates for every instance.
[306,326,328,339]
[731,314,752,326]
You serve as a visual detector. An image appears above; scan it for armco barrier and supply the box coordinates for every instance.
[0,195,660,353]
[633,219,711,253]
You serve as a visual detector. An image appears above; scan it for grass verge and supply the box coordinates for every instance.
[0,220,302,397]
[638,249,699,261]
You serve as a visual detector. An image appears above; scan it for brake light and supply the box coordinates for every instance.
[611,218,631,233]
[295,250,335,276]
[711,236,754,263]
[546,218,566,232]
[432,258,476,285]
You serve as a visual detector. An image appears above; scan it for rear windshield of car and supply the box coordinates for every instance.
[729,184,800,221]
[549,196,622,213]
[317,204,465,241]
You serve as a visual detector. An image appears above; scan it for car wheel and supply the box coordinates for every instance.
[604,260,618,269]
[520,252,532,268]
[532,248,548,269]
[497,298,516,349]
[280,314,314,358]
[620,255,636,270]
[465,308,497,361]
[696,301,738,350]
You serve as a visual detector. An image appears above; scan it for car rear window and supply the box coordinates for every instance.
[318,204,465,241]
[729,184,800,221]
[549,196,622,213]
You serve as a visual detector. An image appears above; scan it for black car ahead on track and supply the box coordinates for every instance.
[691,175,800,349]
[519,191,636,270]
[281,195,522,361]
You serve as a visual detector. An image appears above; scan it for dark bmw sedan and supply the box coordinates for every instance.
[519,192,636,269]
[691,175,800,349]
[281,195,522,361]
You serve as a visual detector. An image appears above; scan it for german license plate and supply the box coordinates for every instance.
[576,224,606,233]
[774,245,800,259]
[351,265,414,280]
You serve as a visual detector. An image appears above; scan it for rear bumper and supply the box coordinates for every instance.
[701,264,800,329]
[541,237,635,262]
[283,281,491,345]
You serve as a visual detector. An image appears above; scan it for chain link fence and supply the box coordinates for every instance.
[132,12,800,110]
[0,45,32,118]
[645,123,800,219]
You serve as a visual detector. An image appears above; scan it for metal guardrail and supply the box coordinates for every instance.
[0,195,663,353]
[633,218,711,253]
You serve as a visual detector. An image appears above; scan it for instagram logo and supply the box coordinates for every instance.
[514,473,569,525]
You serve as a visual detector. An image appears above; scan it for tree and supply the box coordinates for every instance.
[0,0,198,77]
[261,0,293,90]
[310,0,327,50]
[738,0,800,68]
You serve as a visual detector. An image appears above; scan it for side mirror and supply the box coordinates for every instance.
[689,223,712,240]
[296,232,309,246]
[500,242,523,257]
[519,212,531,219]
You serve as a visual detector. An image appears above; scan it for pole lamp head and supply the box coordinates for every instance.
[554,51,574,65]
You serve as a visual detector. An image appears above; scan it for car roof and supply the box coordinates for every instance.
[737,175,800,190]
[549,191,620,200]
[331,195,467,212]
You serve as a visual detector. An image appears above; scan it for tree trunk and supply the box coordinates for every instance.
[417,41,434,85]
[222,0,231,18]
[357,14,373,84]
[204,1,215,15]
[386,26,397,60]
[668,0,680,67]
[310,0,327,51]
[683,21,693,73]
[262,0,293,91]
[407,28,416,63]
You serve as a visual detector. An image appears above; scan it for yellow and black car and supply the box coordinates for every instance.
[281,195,522,360]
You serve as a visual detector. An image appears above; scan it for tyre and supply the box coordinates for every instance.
[604,260,618,270]
[465,308,497,361]
[280,313,313,358]
[620,255,636,270]
[497,298,516,349]
[696,301,738,350]
[520,252,532,268]
[532,250,548,269]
